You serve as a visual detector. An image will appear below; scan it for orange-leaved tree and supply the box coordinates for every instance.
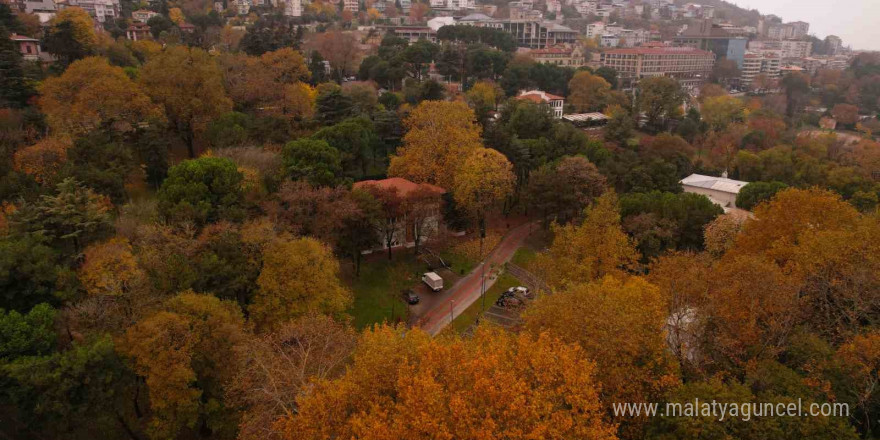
[278,325,618,440]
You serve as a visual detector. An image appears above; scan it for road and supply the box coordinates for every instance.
[419,222,535,336]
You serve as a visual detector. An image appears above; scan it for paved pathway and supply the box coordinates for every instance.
[419,222,535,336]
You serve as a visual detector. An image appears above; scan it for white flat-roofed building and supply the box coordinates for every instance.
[680,173,749,211]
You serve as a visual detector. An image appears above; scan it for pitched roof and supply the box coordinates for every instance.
[517,90,564,102]
[680,173,748,194]
[353,177,445,196]
[9,34,39,42]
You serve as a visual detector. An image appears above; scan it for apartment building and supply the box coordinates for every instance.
[457,14,577,49]
[740,50,781,86]
[342,0,357,13]
[429,0,474,11]
[825,35,843,55]
[767,21,810,40]
[64,0,119,22]
[601,46,715,89]
[780,39,812,59]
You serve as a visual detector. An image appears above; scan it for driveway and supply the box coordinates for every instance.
[417,222,536,335]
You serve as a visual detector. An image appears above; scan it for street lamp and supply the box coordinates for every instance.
[449,299,455,324]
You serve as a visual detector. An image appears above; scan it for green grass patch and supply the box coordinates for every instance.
[451,272,521,333]
[438,250,476,275]
[510,247,537,267]
[346,254,423,330]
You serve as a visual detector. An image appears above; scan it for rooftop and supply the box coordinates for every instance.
[680,173,748,194]
[604,47,714,56]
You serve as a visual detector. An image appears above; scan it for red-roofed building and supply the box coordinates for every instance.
[516,90,565,118]
[353,178,446,251]
[10,34,41,61]
[600,46,715,89]
[126,22,151,41]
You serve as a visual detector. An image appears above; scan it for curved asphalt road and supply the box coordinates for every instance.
[420,222,535,336]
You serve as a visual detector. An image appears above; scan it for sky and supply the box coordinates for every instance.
[727,0,880,51]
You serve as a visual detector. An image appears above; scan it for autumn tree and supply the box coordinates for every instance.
[638,76,685,132]
[12,137,70,184]
[452,148,515,246]
[139,46,233,158]
[533,191,639,289]
[404,184,444,255]
[703,212,745,257]
[524,276,680,437]
[526,155,606,226]
[701,95,745,130]
[388,101,483,190]
[251,237,352,330]
[77,237,145,297]
[358,183,404,260]
[568,70,612,112]
[278,325,618,440]
[832,103,860,127]
[42,7,95,66]
[156,157,245,225]
[311,30,360,82]
[465,80,503,124]
[122,292,246,440]
[219,48,313,120]
[604,103,634,145]
[228,314,357,440]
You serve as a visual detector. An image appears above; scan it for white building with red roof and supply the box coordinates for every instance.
[352,178,447,251]
[516,90,565,118]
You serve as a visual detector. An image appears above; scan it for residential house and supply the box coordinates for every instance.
[9,33,41,61]
[126,22,151,40]
[516,89,565,118]
[352,178,446,250]
[131,9,158,22]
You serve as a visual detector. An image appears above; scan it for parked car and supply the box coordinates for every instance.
[403,289,420,305]
[422,272,443,292]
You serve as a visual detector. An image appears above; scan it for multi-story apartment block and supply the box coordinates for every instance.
[767,21,810,40]
[281,0,301,17]
[674,19,747,67]
[574,0,597,16]
[780,39,812,59]
[65,0,119,22]
[825,35,843,55]
[342,0,358,12]
[457,13,577,48]
[600,46,715,89]
[429,0,473,11]
[740,50,781,86]
[586,21,604,38]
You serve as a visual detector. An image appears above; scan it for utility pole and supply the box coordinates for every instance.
[449,300,455,325]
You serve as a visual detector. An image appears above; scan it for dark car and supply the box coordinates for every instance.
[404,290,420,305]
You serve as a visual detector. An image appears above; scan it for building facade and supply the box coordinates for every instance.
[517,90,565,118]
[527,45,585,67]
[740,51,780,86]
[601,46,715,89]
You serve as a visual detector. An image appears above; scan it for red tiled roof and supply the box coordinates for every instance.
[353,177,445,196]
[604,47,713,56]
[518,91,564,102]
[9,34,38,42]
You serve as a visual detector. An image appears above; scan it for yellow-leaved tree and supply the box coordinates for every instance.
[278,325,618,440]
[139,46,232,158]
[39,57,164,136]
[12,137,70,183]
[122,292,246,440]
[250,237,352,330]
[568,70,612,112]
[78,237,145,296]
[534,191,639,290]
[452,147,515,226]
[388,100,483,190]
[524,276,680,438]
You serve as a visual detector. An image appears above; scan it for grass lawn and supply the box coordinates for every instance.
[510,247,537,267]
[451,272,521,334]
[438,249,477,276]
[346,253,424,330]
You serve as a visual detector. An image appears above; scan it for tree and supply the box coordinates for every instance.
[735,181,788,211]
[401,39,438,80]
[156,157,245,225]
[278,325,618,440]
[61,130,136,204]
[228,315,357,440]
[78,237,144,297]
[595,66,618,89]
[604,104,634,145]
[526,156,606,225]
[10,178,113,255]
[832,103,860,127]
[311,30,360,82]
[40,57,164,136]
[638,76,685,132]
[533,192,639,289]
[452,148,515,234]
[122,292,246,440]
[219,49,312,119]
[701,95,745,130]
[359,183,404,260]
[42,7,95,66]
[465,80,502,124]
[0,234,72,312]
[404,184,443,255]
[315,87,354,125]
[0,24,34,108]
[619,191,723,252]
[523,276,679,437]
[568,71,612,112]
[703,213,745,257]
[312,117,377,177]
[251,237,352,330]
[12,136,69,184]
[0,303,56,360]
[781,72,811,117]
[139,46,233,158]
[388,101,483,190]
[281,138,343,187]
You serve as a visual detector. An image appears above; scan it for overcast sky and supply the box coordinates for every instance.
[728,0,880,51]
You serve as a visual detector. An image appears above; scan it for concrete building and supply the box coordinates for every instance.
[342,0,357,12]
[601,46,715,89]
[280,0,301,17]
[390,26,437,43]
[825,35,843,55]
[674,19,747,67]
[457,14,577,49]
[427,16,455,31]
[65,0,119,22]
[680,173,749,212]
[780,39,812,59]
[517,90,565,118]
[526,45,585,67]
[586,21,605,39]
[429,0,474,11]
[131,9,158,22]
[767,21,810,40]
[740,50,780,86]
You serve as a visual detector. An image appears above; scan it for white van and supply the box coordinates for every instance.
[422,272,443,292]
